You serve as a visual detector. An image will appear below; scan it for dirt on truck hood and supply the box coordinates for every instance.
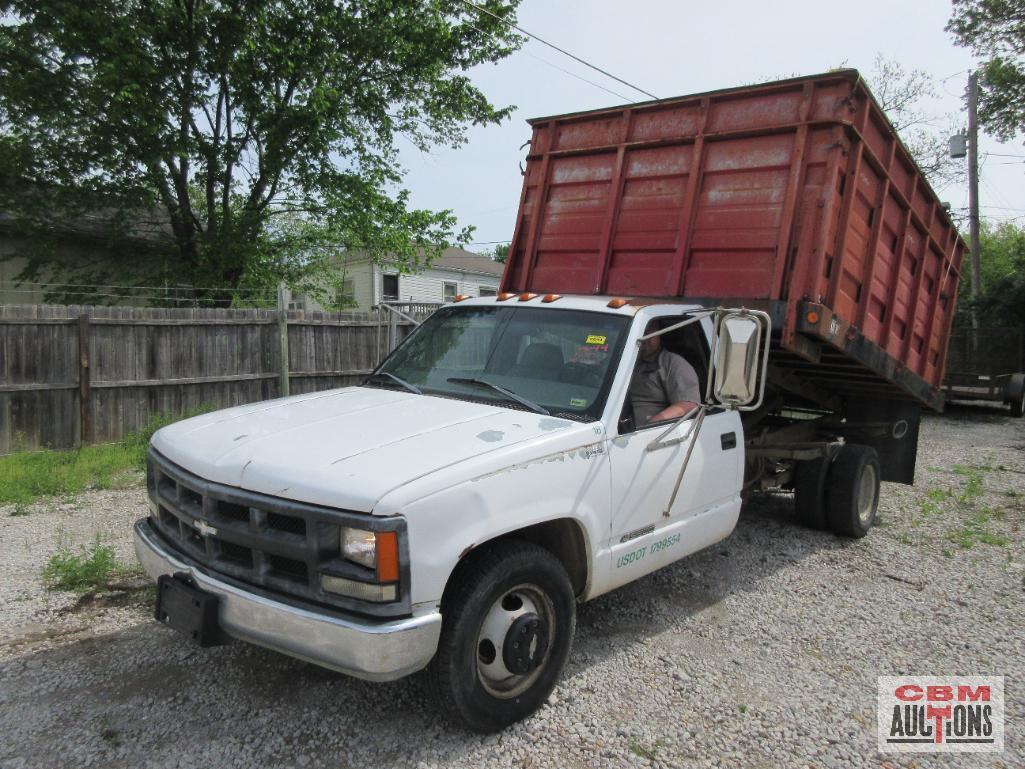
[150,386,582,512]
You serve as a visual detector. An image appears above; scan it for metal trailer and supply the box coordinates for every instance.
[944,327,1025,417]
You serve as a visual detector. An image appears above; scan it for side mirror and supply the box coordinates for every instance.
[708,310,771,410]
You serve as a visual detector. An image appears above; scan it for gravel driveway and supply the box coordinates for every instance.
[1,407,1022,769]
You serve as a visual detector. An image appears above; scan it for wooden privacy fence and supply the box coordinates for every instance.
[0,303,432,455]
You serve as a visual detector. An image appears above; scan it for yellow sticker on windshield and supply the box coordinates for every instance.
[585,335,607,345]
[570,397,588,407]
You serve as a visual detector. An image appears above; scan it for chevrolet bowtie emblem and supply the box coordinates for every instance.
[193,520,218,537]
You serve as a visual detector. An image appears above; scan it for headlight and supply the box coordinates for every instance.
[328,528,401,602]
[341,527,377,569]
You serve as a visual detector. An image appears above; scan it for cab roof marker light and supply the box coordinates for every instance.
[518,293,538,301]
[541,294,562,303]
[497,292,516,301]
[452,294,470,302]
[607,298,629,308]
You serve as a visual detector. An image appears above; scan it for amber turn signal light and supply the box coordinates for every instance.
[375,531,400,583]
[805,310,820,324]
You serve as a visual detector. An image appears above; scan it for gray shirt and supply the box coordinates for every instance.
[629,349,701,425]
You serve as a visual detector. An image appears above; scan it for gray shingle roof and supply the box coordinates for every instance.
[429,247,506,277]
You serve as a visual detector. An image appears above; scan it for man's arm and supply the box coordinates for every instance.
[648,400,698,423]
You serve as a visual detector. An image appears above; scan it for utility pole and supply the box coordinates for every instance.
[967,71,981,330]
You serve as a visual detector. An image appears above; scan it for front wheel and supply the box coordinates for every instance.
[428,541,575,732]
[826,444,880,538]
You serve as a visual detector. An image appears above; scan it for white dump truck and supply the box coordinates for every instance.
[135,72,963,731]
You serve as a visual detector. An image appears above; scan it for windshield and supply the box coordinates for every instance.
[369,305,631,420]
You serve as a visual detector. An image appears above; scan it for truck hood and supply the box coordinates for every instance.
[151,386,586,512]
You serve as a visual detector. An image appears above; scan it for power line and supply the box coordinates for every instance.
[521,48,634,103]
[460,16,635,102]
[940,68,971,83]
[456,0,658,100]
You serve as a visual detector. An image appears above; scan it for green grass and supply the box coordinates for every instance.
[946,507,1009,550]
[627,741,660,760]
[0,406,211,506]
[42,537,135,593]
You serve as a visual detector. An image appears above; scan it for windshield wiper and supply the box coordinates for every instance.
[447,377,550,416]
[365,371,422,395]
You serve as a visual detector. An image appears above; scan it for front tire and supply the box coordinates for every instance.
[428,541,575,732]
[826,444,880,538]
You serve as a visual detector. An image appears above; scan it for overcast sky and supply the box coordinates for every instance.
[398,0,1024,253]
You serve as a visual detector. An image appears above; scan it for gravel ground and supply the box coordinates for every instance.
[0,406,1022,769]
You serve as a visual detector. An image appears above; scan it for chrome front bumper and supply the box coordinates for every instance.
[134,519,442,681]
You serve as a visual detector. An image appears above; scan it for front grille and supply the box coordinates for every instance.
[146,448,408,615]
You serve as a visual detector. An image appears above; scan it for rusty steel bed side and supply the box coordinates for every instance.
[500,70,966,410]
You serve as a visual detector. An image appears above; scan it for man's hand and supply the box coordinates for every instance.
[647,401,699,423]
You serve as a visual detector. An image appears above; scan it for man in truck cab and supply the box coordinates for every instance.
[629,320,701,425]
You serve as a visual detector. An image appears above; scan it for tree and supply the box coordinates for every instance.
[865,55,965,190]
[955,219,1025,328]
[0,0,523,305]
[491,242,510,263]
[947,0,1025,141]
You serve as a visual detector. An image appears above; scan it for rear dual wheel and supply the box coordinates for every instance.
[794,444,880,538]
[428,541,575,732]
[1010,392,1024,418]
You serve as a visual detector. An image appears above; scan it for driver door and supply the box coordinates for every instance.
[604,317,744,591]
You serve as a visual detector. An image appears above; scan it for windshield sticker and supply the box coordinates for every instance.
[569,397,588,407]
[585,334,607,345]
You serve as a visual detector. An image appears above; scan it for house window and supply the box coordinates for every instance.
[478,286,497,297]
[443,281,458,302]
[287,295,306,312]
[382,274,399,301]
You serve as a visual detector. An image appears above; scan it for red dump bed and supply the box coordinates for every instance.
[501,71,966,410]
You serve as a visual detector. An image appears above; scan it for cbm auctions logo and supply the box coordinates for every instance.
[877,676,1004,752]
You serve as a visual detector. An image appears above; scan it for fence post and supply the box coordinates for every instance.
[375,305,382,365]
[77,313,92,446]
[387,305,398,353]
[277,283,290,397]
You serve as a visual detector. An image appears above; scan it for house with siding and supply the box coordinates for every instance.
[0,209,504,310]
[290,247,505,312]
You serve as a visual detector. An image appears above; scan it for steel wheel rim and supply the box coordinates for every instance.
[475,583,555,699]
[857,462,878,525]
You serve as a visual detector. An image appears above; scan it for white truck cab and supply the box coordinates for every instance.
[135,295,774,731]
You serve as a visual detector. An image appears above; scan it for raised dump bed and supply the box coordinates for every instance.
[501,70,966,412]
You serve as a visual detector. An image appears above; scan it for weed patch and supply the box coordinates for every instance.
[42,537,138,593]
[0,406,211,505]
[946,507,1008,550]
[921,465,1015,551]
